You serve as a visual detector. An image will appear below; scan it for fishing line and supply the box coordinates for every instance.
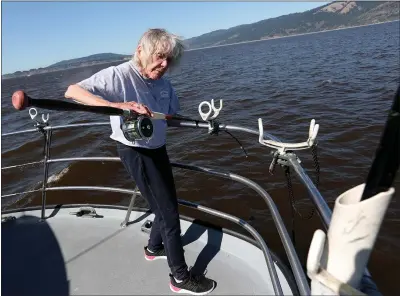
[224,130,249,158]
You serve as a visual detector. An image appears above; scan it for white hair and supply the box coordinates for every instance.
[133,28,185,70]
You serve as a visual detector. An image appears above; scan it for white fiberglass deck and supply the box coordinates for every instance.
[2,206,296,295]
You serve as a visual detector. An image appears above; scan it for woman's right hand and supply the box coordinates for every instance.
[110,102,153,117]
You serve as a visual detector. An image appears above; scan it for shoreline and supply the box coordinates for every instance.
[186,19,400,52]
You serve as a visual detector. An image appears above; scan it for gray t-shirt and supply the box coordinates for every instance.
[77,60,180,149]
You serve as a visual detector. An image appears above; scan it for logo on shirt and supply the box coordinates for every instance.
[160,90,169,98]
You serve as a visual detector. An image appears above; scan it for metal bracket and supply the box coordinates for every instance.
[29,108,50,134]
[269,151,279,175]
[278,152,301,165]
[207,120,220,135]
[268,151,301,175]
[141,219,153,234]
[29,108,50,125]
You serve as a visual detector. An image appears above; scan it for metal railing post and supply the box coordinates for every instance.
[40,129,52,220]
[285,153,331,229]
[120,186,140,227]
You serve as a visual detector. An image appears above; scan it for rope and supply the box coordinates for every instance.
[283,142,321,244]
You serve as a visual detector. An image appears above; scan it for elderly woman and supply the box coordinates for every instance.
[65,28,215,295]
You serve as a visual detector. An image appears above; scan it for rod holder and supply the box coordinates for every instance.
[258,118,319,153]
[307,183,394,295]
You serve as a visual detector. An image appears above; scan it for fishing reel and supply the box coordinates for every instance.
[121,115,154,142]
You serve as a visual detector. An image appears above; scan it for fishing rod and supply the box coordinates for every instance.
[11,90,247,154]
[11,90,203,141]
[152,111,202,123]
[361,84,400,200]
[12,90,204,123]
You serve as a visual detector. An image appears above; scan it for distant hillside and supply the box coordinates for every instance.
[184,1,400,49]
[3,53,131,79]
[48,53,130,68]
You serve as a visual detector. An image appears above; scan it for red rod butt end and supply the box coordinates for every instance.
[12,90,28,110]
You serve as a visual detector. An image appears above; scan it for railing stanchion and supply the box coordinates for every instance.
[40,128,52,221]
[121,186,140,227]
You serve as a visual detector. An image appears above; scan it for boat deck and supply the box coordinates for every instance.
[2,206,295,295]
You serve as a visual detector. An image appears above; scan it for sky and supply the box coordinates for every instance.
[2,1,327,74]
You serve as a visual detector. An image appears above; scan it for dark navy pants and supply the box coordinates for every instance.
[117,142,189,280]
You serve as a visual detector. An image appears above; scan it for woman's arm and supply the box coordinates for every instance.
[65,68,152,116]
[65,84,113,107]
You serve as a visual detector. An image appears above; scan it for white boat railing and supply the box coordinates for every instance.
[2,121,309,296]
[2,94,386,295]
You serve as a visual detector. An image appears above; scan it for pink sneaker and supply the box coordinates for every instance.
[144,246,167,261]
